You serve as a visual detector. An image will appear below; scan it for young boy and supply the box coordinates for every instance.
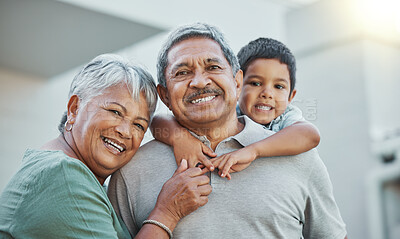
[151,37,320,179]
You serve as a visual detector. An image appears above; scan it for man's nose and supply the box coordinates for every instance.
[189,72,212,88]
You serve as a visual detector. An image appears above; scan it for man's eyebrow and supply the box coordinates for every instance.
[205,58,223,64]
[171,62,190,73]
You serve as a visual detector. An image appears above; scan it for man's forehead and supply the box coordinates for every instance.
[166,38,227,67]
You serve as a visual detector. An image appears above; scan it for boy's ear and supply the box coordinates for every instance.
[157,84,171,110]
[234,69,243,101]
[288,89,297,103]
[66,95,80,123]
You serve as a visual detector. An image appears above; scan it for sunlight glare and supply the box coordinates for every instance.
[356,0,400,36]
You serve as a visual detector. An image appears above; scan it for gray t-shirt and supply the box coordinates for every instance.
[108,116,346,239]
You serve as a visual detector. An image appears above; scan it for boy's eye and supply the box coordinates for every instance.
[275,84,284,89]
[251,82,261,86]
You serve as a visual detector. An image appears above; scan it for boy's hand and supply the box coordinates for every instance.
[173,136,216,171]
[210,146,258,180]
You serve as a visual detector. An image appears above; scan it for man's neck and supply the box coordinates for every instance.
[185,115,244,150]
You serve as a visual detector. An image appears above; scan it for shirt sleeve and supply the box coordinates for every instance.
[279,104,305,130]
[302,161,347,239]
[14,160,126,239]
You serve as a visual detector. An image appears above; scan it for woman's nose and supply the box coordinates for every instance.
[115,120,132,139]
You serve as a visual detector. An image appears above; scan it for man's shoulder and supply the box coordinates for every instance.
[137,139,172,153]
[119,139,176,175]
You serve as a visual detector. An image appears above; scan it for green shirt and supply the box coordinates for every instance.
[0,149,131,239]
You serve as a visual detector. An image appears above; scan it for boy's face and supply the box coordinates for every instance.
[238,58,296,125]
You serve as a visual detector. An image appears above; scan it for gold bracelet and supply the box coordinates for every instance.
[142,219,173,238]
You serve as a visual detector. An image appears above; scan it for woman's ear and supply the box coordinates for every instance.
[67,95,80,123]
[157,84,171,110]
[288,89,297,103]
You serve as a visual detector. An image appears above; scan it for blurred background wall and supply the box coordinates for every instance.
[1,0,400,238]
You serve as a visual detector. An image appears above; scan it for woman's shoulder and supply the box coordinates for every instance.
[24,149,89,172]
[20,149,100,190]
[8,149,106,213]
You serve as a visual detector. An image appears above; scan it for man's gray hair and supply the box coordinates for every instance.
[157,22,240,87]
[58,54,158,133]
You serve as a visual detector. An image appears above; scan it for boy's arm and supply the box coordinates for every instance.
[212,121,320,178]
[150,114,216,169]
[253,120,320,157]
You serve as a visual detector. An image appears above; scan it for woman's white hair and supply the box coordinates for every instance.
[58,54,158,133]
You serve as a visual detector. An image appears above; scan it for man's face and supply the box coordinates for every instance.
[158,37,242,129]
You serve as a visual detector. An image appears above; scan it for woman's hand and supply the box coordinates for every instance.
[147,159,212,231]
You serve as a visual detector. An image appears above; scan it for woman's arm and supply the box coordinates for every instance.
[135,160,212,238]
[151,114,216,169]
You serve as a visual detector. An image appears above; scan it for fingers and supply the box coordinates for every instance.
[215,156,230,175]
[197,184,212,196]
[197,185,212,206]
[182,167,209,178]
[220,159,235,178]
[198,196,209,207]
[201,144,217,158]
[173,159,188,177]
[198,156,215,171]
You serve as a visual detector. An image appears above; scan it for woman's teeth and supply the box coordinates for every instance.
[191,95,215,104]
[101,136,124,152]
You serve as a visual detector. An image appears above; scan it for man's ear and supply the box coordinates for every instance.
[67,95,80,123]
[234,69,243,101]
[157,84,171,110]
[288,89,297,103]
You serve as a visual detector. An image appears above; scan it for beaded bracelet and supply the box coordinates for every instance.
[142,219,173,238]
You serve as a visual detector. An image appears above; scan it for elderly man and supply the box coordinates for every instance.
[108,23,347,238]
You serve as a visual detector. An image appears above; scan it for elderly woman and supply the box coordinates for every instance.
[0,54,211,238]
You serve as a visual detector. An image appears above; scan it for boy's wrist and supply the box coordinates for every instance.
[245,144,260,161]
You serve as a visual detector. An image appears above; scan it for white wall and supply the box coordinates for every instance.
[287,0,400,238]
[0,69,47,189]
[364,40,400,142]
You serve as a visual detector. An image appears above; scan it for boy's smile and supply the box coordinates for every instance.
[238,58,296,125]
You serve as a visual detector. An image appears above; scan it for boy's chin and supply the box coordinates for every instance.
[250,116,272,125]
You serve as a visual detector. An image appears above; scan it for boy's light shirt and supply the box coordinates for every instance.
[236,104,304,132]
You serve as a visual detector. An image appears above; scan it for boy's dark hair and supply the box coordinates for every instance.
[237,37,297,95]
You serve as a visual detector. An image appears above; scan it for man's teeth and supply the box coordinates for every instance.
[102,136,124,152]
[256,105,272,110]
[191,95,215,104]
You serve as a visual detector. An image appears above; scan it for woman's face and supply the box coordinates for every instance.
[69,83,150,183]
